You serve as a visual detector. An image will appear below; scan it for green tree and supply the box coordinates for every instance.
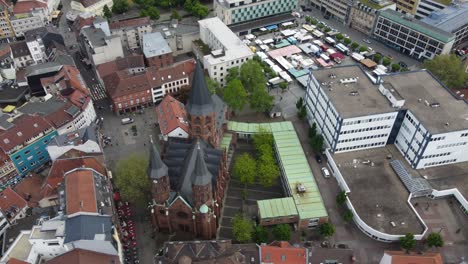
[272,224,292,241]
[103,4,112,19]
[140,6,160,20]
[351,42,359,50]
[226,67,239,83]
[423,54,468,88]
[250,87,274,112]
[240,60,266,92]
[425,232,444,250]
[391,63,401,72]
[373,53,382,63]
[233,153,256,185]
[190,2,209,18]
[297,105,306,120]
[112,0,129,14]
[205,76,220,95]
[382,57,392,66]
[336,191,347,206]
[318,222,335,238]
[115,154,151,206]
[359,45,368,52]
[279,82,288,91]
[343,209,353,223]
[258,154,279,187]
[224,79,248,112]
[309,123,317,139]
[311,18,318,25]
[232,214,254,243]
[253,225,269,244]
[296,97,303,110]
[344,38,351,45]
[400,233,416,253]
[317,23,324,29]
[170,9,181,20]
[335,34,344,41]
[310,134,324,152]
[324,27,331,33]
[305,16,311,23]
[253,127,274,150]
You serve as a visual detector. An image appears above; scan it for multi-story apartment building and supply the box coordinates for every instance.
[10,0,49,37]
[373,10,455,59]
[24,27,65,64]
[214,0,298,25]
[10,41,33,68]
[304,65,398,154]
[0,0,13,40]
[198,17,253,87]
[348,0,396,35]
[394,0,419,15]
[142,32,174,68]
[421,2,468,49]
[304,65,468,169]
[110,16,152,50]
[414,0,448,19]
[0,148,17,185]
[79,26,124,66]
[0,114,57,178]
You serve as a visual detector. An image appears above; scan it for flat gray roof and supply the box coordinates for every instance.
[311,65,395,118]
[333,146,425,235]
[382,70,468,133]
[421,2,468,33]
[142,32,172,58]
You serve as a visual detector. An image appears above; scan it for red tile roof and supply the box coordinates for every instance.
[0,187,28,220]
[42,157,105,199]
[260,241,308,264]
[96,54,145,79]
[72,15,94,33]
[77,0,100,8]
[109,16,151,30]
[14,173,43,207]
[384,251,443,264]
[40,66,89,96]
[156,95,188,136]
[104,59,195,99]
[7,258,29,264]
[0,114,53,153]
[46,248,119,264]
[0,44,11,58]
[13,0,47,14]
[65,169,97,215]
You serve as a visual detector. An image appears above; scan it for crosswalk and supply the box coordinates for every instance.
[89,83,107,101]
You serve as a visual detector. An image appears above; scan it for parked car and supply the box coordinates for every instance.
[363,38,371,44]
[321,167,330,178]
[398,61,408,68]
[315,154,322,163]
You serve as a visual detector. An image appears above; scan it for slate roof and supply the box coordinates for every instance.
[186,61,213,116]
[163,139,222,206]
[64,214,112,244]
[9,41,30,58]
[48,124,98,147]
[147,141,168,180]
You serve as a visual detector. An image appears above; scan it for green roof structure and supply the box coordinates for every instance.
[379,10,454,43]
[228,121,328,221]
[221,133,233,150]
[257,197,298,219]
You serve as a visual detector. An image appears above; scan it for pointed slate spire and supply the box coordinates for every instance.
[191,142,213,186]
[186,60,214,116]
[147,136,168,180]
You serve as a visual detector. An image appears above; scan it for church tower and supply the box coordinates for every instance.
[147,140,170,204]
[191,142,213,209]
[186,61,217,146]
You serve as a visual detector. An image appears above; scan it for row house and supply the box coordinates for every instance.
[110,16,152,50]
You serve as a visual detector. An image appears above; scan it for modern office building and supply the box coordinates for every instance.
[421,2,468,49]
[304,65,468,169]
[198,17,253,86]
[309,0,350,22]
[373,10,455,59]
[347,0,396,36]
[214,0,298,25]
[414,0,448,19]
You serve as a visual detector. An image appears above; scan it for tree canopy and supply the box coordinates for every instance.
[343,38,351,45]
[240,60,274,112]
[115,154,151,206]
[351,42,359,50]
[425,232,444,249]
[423,54,468,88]
[103,5,112,19]
[343,209,353,223]
[233,153,257,185]
[253,127,279,187]
[382,57,392,66]
[184,0,209,18]
[272,224,292,241]
[399,233,416,253]
[336,191,347,206]
[140,6,160,20]
[112,0,129,14]
[318,222,335,238]
[224,79,248,112]
[205,76,220,95]
[232,214,254,243]
[253,225,269,244]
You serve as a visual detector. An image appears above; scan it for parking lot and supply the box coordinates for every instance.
[217,140,284,240]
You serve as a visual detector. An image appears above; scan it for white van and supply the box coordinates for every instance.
[321,167,330,178]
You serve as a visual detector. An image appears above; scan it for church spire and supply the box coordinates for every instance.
[186,60,214,116]
[191,142,213,186]
[147,136,168,180]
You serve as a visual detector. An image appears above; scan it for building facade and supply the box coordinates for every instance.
[214,0,298,25]
[348,0,396,36]
[79,25,124,66]
[0,149,17,186]
[373,10,455,59]
[110,17,152,50]
[310,0,350,22]
[142,32,174,68]
[199,17,253,86]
